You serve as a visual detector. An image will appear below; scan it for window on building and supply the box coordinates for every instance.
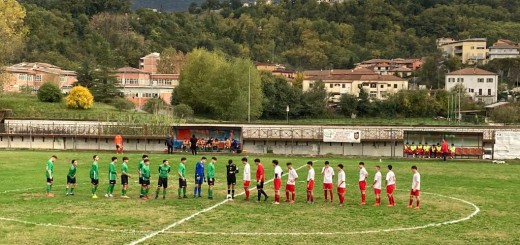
[380,84,384,88]
[448,78,454,83]
[329,84,333,88]
[60,76,66,83]
[309,83,314,88]
[341,84,345,88]
[488,89,492,95]
[363,83,369,87]
[380,91,387,98]
[468,88,474,93]
[478,78,484,83]
[35,75,42,82]
[369,91,377,98]
[387,84,391,87]
[457,78,464,83]
[487,78,493,83]
[478,89,482,95]
[370,83,376,88]
[18,74,27,81]
[126,78,138,85]
[394,84,398,88]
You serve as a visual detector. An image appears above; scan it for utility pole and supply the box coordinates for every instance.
[248,66,251,123]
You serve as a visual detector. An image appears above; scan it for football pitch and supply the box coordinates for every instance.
[0,150,518,244]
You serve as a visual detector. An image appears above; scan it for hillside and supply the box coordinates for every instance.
[131,0,204,12]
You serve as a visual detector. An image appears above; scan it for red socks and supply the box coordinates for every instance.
[329,190,333,201]
[286,192,289,201]
[339,195,344,204]
[416,200,420,207]
[376,197,380,205]
[291,193,295,201]
[324,191,328,200]
[245,190,250,200]
[275,194,280,202]
[409,198,413,206]
[362,193,366,202]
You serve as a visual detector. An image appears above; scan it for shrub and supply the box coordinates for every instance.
[173,103,194,118]
[111,97,134,111]
[37,82,62,103]
[143,98,168,114]
[66,86,94,109]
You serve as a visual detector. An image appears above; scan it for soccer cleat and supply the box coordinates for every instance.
[92,194,98,199]
[373,203,380,206]
[264,196,269,202]
[65,193,69,196]
[209,197,213,200]
[407,205,413,208]
[273,202,280,205]
[163,196,166,200]
[121,196,130,199]
[109,194,113,198]
[387,204,394,207]
[359,202,366,206]
[105,194,109,198]
[285,199,290,203]
[155,195,159,199]
[339,204,343,207]
[70,193,74,196]
[414,206,420,210]
[290,200,295,204]
[183,195,188,198]
[143,196,149,200]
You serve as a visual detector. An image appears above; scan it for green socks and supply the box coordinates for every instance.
[122,189,126,196]
[178,189,182,197]
[156,189,160,197]
[46,185,51,193]
[183,188,186,196]
[208,189,213,198]
[70,188,74,194]
[65,187,69,194]
[163,189,166,198]
[92,186,98,194]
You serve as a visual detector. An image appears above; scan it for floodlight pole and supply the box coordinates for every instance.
[248,66,251,123]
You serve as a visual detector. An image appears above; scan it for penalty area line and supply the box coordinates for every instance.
[127,163,308,245]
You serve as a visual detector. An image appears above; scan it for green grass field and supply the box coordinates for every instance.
[0,150,518,244]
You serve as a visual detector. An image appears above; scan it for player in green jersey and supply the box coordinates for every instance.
[178,157,188,199]
[105,156,118,198]
[141,159,151,200]
[121,156,132,198]
[46,155,57,197]
[137,155,148,198]
[207,157,217,199]
[65,159,77,196]
[156,160,171,199]
[90,155,100,199]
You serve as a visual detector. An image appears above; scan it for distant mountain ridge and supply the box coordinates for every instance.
[131,0,205,12]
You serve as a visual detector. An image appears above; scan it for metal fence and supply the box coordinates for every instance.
[1,122,173,136]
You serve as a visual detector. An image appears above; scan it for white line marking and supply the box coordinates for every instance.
[127,163,308,245]
[0,189,480,237]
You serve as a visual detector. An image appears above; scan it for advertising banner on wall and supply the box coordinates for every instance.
[494,131,520,159]
[323,129,361,143]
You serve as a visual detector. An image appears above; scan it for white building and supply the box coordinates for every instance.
[303,68,408,102]
[489,44,520,60]
[445,68,498,105]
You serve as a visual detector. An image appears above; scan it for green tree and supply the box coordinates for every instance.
[300,80,328,117]
[490,104,520,124]
[0,0,26,64]
[176,49,262,120]
[157,48,186,74]
[37,82,63,103]
[338,93,358,117]
[261,72,302,119]
[143,98,169,115]
[76,62,121,103]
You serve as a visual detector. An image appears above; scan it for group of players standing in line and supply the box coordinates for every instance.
[44,155,422,209]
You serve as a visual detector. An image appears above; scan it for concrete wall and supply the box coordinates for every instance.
[0,136,166,152]
[243,140,401,157]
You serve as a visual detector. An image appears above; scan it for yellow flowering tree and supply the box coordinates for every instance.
[66,86,94,109]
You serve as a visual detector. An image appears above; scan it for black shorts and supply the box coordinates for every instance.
[257,181,264,189]
[142,180,150,186]
[158,177,168,188]
[227,176,236,186]
[179,178,187,188]
[139,177,143,185]
[47,178,53,183]
[67,176,76,184]
[109,179,116,185]
[208,178,215,186]
[91,178,99,185]
[121,175,129,185]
